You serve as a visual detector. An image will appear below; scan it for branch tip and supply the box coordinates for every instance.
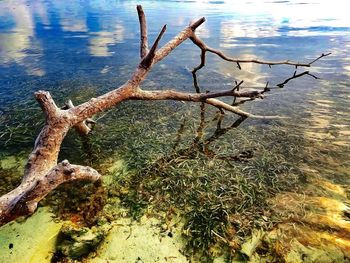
[190,17,206,31]
[140,24,167,68]
[137,4,149,58]
[34,90,59,119]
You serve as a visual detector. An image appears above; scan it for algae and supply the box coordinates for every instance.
[240,229,265,259]
[56,222,111,259]
[0,154,27,196]
[0,155,26,171]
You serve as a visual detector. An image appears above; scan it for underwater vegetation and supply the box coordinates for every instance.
[1,97,349,262]
[111,107,305,261]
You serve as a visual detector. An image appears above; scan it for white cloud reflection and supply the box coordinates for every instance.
[88,23,125,57]
[1,0,350,74]
[220,19,279,48]
[213,0,350,46]
[50,1,88,33]
[50,0,128,57]
[0,0,130,75]
[0,2,45,76]
[61,20,88,33]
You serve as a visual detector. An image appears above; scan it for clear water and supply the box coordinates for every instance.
[0,0,350,261]
[0,0,349,149]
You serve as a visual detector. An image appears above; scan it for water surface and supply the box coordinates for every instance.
[0,0,349,261]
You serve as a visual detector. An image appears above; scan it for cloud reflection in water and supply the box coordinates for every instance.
[0,2,45,76]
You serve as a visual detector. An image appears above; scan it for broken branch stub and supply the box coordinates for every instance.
[0,5,328,226]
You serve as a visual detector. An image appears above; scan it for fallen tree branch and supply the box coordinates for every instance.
[0,160,100,224]
[131,88,251,117]
[0,5,328,226]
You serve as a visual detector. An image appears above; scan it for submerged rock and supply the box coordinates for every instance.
[56,222,110,259]
[240,229,265,259]
[0,207,62,263]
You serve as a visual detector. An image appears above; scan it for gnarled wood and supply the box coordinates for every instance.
[62,100,95,136]
[0,160,100,225]
[0,5,328,226]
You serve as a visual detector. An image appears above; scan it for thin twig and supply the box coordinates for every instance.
[276,71,319,88]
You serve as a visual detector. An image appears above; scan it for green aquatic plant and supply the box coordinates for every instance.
[42,180,107,227]
[110,108,305,261]
[0,154,27,196]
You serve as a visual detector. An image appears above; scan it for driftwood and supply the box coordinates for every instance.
[0,5,329,226]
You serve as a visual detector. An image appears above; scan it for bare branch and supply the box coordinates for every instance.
[137,5,149,58]
[307,52,331,65]
[153,17,205,64]
[34,91,59,120]
[72,17,206,123]
[191,34,330,68]
[189,32,330,94]
[205,46,313,67]
[190,17,206,31]
[276,70,319,88]
[192,49,206,93]
[141,24,167,69]
[132,89,251,117]
[232,70,320,106]
[0,160,100,225]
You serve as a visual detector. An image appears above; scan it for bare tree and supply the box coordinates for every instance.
[0,5,329,226]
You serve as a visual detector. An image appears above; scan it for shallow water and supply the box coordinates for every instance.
[0,0,349,150]
[0,0,350,262]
